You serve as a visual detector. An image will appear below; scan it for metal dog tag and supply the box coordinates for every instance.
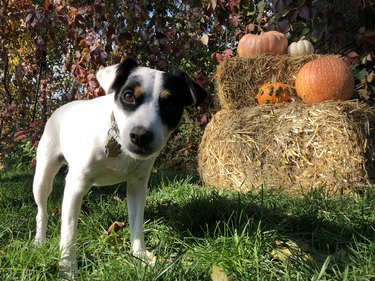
[105,137,122,158]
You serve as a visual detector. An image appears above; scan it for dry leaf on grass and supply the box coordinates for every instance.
[112,195,124,203]
[51,208,60,217]
[211,265,232,281]
[107,221,125,235]
[270,239,311,264]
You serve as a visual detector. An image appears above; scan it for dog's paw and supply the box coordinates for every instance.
[59,259,79,279]
[33,236,46,246]
[132,250,157,266]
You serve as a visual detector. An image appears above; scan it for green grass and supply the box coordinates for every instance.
[0,169,374,280]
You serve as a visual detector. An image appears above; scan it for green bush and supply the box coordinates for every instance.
[155,111,208,176]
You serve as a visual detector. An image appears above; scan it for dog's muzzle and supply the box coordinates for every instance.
[128,126,154,157]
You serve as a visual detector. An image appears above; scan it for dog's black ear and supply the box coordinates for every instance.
[173,70,207,106]
[111,58,138,93]
[116,58,138,79]
[96,58,138,95]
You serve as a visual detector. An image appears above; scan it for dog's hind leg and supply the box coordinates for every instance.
[33,150,63,245]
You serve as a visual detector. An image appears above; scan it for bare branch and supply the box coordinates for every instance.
[3,54,12,104]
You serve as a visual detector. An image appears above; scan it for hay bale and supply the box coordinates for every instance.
[216,54,324,110]
[198,101,375,194]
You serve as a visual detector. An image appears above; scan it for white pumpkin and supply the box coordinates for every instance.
[287,40,314,56]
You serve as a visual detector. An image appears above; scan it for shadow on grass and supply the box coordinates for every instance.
[150,186,374,272]
[156,189,370,235]
[148,172,374,270]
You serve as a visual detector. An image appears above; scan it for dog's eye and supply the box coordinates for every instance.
[123,91,135,103]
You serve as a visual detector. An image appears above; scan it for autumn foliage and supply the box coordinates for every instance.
[0,0,374,169]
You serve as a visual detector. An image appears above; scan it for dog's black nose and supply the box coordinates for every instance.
[130,126,154,147]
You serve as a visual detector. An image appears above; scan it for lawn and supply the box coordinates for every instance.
[0,169,374,280]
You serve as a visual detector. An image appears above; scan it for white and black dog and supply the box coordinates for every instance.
[32,58,207,277]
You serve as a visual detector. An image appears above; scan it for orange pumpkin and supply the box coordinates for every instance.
[238,31,288,57]
[256,82,292,105]
[295,56,354,104]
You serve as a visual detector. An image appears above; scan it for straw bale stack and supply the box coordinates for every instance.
[216,54,323,109]
[198,101,375,194]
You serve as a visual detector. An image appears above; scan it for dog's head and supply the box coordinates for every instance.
[96,59,207,160]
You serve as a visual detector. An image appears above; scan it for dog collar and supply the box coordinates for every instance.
[105,112,122,157]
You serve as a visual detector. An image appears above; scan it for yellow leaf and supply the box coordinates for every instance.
[81,47,90,57]
[270,239,311,264]
[211,265,231,281]
[78,39,86,47]
[208,0,217,11]
[69,7,78,18]
[200,33,209,46]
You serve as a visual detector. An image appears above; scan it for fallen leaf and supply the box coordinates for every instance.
[107,221,125,235]
[113,195,124,203]
[51,208,60,217]
[211,265,231,281]
[270,239,311,264]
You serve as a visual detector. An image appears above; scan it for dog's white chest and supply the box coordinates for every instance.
[89,155,154,186]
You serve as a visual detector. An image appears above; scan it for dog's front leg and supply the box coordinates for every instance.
[59,171,90,278]
[127,176,156,264]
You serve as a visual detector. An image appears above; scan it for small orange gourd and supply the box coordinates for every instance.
[256,82,292,105]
